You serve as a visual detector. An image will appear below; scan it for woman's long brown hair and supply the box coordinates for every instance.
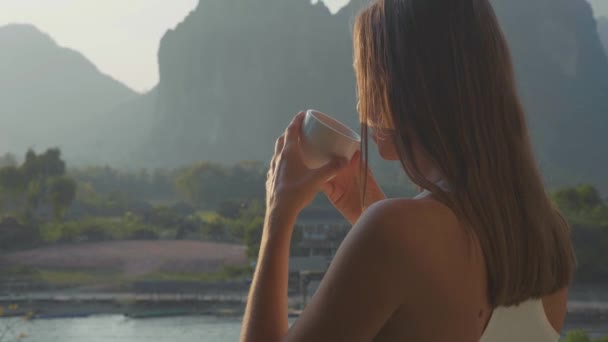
[354,0,576,306]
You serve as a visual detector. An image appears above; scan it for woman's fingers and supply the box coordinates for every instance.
[274,135,285,155]
[326,180,346,202]
[314,157,348,184]
[270,135,285,176]
[321,181,335,196]
[283,111,305,153]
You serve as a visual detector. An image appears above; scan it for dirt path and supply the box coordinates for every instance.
[1,240,247,276]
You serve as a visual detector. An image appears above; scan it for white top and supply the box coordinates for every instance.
[479,299,561,342]
[413,182,561,342]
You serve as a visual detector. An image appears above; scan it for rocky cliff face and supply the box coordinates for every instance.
[142,0,608,190]
[490,0,608,188]
[142,0,358,166]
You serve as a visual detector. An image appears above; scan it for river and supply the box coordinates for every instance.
[0,313,606,341]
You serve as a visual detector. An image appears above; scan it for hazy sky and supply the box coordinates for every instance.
[0,0,604,93]
[0,0,199,93]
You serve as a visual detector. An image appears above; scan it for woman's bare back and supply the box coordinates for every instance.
[370,197,568,341]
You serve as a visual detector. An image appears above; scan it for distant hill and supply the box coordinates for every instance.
[599,17,608,55]
[0,24,148,164]
[138,0,608,191]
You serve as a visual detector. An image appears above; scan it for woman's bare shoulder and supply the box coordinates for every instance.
[360,197,464,246]
[358,197,486,302]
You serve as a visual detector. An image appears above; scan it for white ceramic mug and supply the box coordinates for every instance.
[300,109,361,170]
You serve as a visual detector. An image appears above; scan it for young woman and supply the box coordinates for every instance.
[240,0,576,341]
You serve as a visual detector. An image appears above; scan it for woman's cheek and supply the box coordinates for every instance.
[377,139,400,161]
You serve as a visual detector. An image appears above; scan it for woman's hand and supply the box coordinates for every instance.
[266,112,349,223]
[321,150,386,224]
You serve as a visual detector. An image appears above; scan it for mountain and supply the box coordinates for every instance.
[139,0,359,167]
[599,17,608,55]
[3,1,607,191]
[0,24,146,163]
[141,0,608,191]
[490,0,608,189]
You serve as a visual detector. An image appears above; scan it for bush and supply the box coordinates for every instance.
[41,216,163,243]
[562,330,608,342]
[0,265,39,280]
[563,330,592,342]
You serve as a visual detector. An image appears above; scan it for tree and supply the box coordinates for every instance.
[175,161,228,208]
[146,205,180,228]
[25,178,44,216]
[240,199,266,260]
[0,166,26,211]
[244,215,265,261]
[577,184,602,209]
[201,219,226,242]
[217,200,243,219]
[0,166,26,194]
[21,148,65,183]
[47,176,77,221]
[553,184,604,212]
[0,148,77,220]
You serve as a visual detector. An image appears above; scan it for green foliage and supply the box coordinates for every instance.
[0,148,77,221]
[217,200,244,219]
[561,330,608,342]
[551,185,608,282]
[190,199,266,256]
[554,184,603,212]
[0,166,26,195]
[0,265,39,279]
[175,162,225,208]
[142,265,253,283]
[21,148,65,183]
[244,216,265,261]
[72,185,151,219]
[70,166,175,201]
[175,161,265,210]
[553,184,608,226]
[563,330,592,342]
[47,176,77,220]
[40,216,163,243]
[37,269,121,286]
[146,205,181,228]
[234,200,266,261]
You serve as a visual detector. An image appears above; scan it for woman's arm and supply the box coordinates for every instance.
[240,200,410,342]
[241,112,408,341]
[240,210,297,342]
[240,111,349,341]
